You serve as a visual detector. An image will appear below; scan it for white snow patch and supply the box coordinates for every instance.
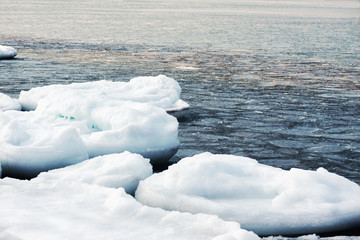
[175,65,200,71]
[35,152,153,195]
[0,155,259,240]
[19,75,189,113]
[0,45,17,59]
[0,110,88,178]
[0,76,183,177]
[0,93,21,111]
[135,152,360,236]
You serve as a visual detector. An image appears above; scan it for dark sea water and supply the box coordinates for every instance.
[1,0,360,224]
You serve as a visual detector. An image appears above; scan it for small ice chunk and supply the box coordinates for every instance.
[0,93,21,111]
[0,45,17,59]
[135,152,360,236]
[35,152,153,195]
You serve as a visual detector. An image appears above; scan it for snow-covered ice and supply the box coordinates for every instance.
[19,75,189,114]
[35,152,153,195]
[0,152,259,240]
[63,101,179,160]
[135,152,360,236]
[32,98,180,161]
[0,76,184,177]
[18,75,183,161]
[0,45,17,59]
[0,93,21,111]
[0,110,89,178]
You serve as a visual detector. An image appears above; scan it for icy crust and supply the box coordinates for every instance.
[0,45,17,59]
[135,152,360,236]
[0,153,260,240]
[19,75,189,113]
[35,152,153,195]
[0,93,21,111]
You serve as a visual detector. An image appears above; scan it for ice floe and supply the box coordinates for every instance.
[32,98,180,161]
[0,110,89,178]
[135,152,360,236]
[0,152,259,240]
[0,45,17,59]
[0,93,21,111]
[19,75,189,114]
[35,152,152,195]
[0,76,184,177]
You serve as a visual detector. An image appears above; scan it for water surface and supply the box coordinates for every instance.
[1,0,359,186]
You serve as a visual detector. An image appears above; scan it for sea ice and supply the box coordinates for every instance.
[19,75,189,114]
[0,76,183,177]
[34,99,180,162]
[35,152,153,195]
[0,110,89,178]
[135,152,360,236]
[0,45,17,59]
[0,93,21,111]
[0,152,260,240]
